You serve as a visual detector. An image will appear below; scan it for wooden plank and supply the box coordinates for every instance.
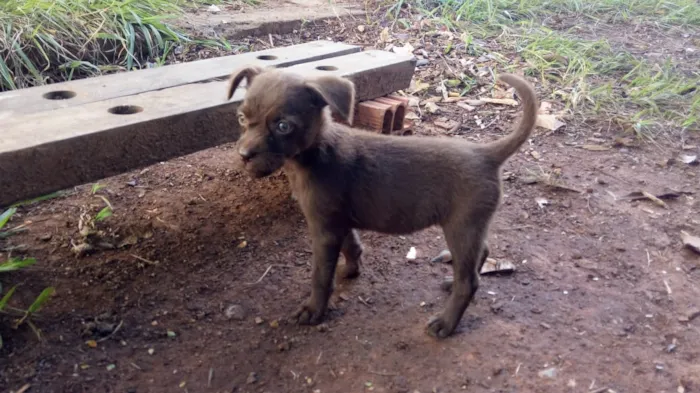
[0,41,360,116]
[0,50,416,207]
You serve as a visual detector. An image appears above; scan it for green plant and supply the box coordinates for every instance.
[0,208,55,349]
[0,0,233,91]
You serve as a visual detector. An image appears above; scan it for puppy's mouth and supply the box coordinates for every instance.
[242,156,284,178]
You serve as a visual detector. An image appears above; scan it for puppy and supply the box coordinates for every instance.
[227,66,538,338]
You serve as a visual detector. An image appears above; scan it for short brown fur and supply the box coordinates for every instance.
[227,66,538,338]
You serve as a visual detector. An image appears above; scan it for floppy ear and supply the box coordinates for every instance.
[226,66,263,100]
[305,76,356,124]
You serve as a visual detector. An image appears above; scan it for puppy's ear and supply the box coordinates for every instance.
[305,76,356,124]
[227,66,263,100]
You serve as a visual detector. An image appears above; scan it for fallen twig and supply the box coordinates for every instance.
[97,319,124,343]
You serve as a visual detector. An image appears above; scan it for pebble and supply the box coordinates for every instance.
[538,367,557,379]
[224,304,247,321]
[246,372,258,384]
[254,317,264,325]
[416,59,430,67]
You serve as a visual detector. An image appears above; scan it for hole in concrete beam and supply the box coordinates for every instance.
[108,105,143,115]
[43,90,76,100]
[257,55,278,60]
[316,65,338,71]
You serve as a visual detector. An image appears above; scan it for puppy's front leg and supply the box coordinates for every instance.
[294,228,346,325]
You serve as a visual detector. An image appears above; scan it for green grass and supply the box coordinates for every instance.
[393,0,700,134]
[409,0,700,28]
[0,0,231,91]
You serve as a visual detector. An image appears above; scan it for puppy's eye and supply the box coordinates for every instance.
[276,120,293,135]
[237,114,247,126]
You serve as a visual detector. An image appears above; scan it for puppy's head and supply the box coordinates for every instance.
[227,66,355,178]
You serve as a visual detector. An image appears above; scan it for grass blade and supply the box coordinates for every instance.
[28,287,55,314]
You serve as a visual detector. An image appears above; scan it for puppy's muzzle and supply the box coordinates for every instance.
[238,147,257,163]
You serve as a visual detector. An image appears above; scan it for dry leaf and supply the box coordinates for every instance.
[681,231,700,254]
[465,99,486,106]
[581,145,611,151]
[480,97,518,106]
[405,112,419,120]
[530,151,541,160]
[492,87,515,100]
[86,340,97,348]
[536,114,566,131]
[423,96,442,103]
[480,258,516,275]
[392,43,415,57]
[538,101,553,114]
[613,137,635,147]
[409,79,430,94]
[424,102,440,114]
[434,120,459,130]
[379,27,390,43]
[681,155,698,165]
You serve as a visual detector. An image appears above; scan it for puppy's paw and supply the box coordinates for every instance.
[293,301,325,326]
[426,315,455,339]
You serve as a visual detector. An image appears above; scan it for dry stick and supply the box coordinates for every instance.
[247,265,273,285]
[368,367,398,377]
[131,254,158,265]
[97,319,124,343]
[208,368,214,388]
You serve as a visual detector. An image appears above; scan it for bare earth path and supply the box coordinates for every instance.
[2,2,700,393]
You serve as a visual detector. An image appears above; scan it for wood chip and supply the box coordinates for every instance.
[640,190,669,208]
[535,114,566,131]
[581,145,611,151]
[479,97,518,106]
[480,258,516,274]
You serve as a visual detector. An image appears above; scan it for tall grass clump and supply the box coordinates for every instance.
[0,0,223,91]
[408,0,700,29]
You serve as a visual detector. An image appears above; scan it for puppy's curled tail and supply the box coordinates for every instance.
[482,74,538,164]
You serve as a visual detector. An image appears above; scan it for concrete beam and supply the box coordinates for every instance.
[0,41,360,116]
[0,50,416,207]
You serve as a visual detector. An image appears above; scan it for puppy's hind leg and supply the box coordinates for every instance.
[427,216,489,339]
[294,227,347,325]
[339,229,363,279]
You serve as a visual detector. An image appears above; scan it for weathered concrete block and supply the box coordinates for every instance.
[0,50,416,207]
[0,41,360,116]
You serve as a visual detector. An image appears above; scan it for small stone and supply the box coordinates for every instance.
[416,59,429,67]
[246,372,258,384]
[316,323,329,333]
[538,367,557,379]
[224,304,246,321]
[430,250,452,264]
[269,320,279,328]
[277,341,291,352]
[40,233,53,242]
[148,348,155,355]
[254,317,264,325]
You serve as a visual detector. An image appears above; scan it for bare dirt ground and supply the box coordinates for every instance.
[2,2,700,393]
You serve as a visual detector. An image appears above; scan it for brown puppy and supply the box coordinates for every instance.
[227,66,538,338]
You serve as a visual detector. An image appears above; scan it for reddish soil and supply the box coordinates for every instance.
[2,5,700,393]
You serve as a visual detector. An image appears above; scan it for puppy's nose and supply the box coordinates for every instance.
[238,147,256,162]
